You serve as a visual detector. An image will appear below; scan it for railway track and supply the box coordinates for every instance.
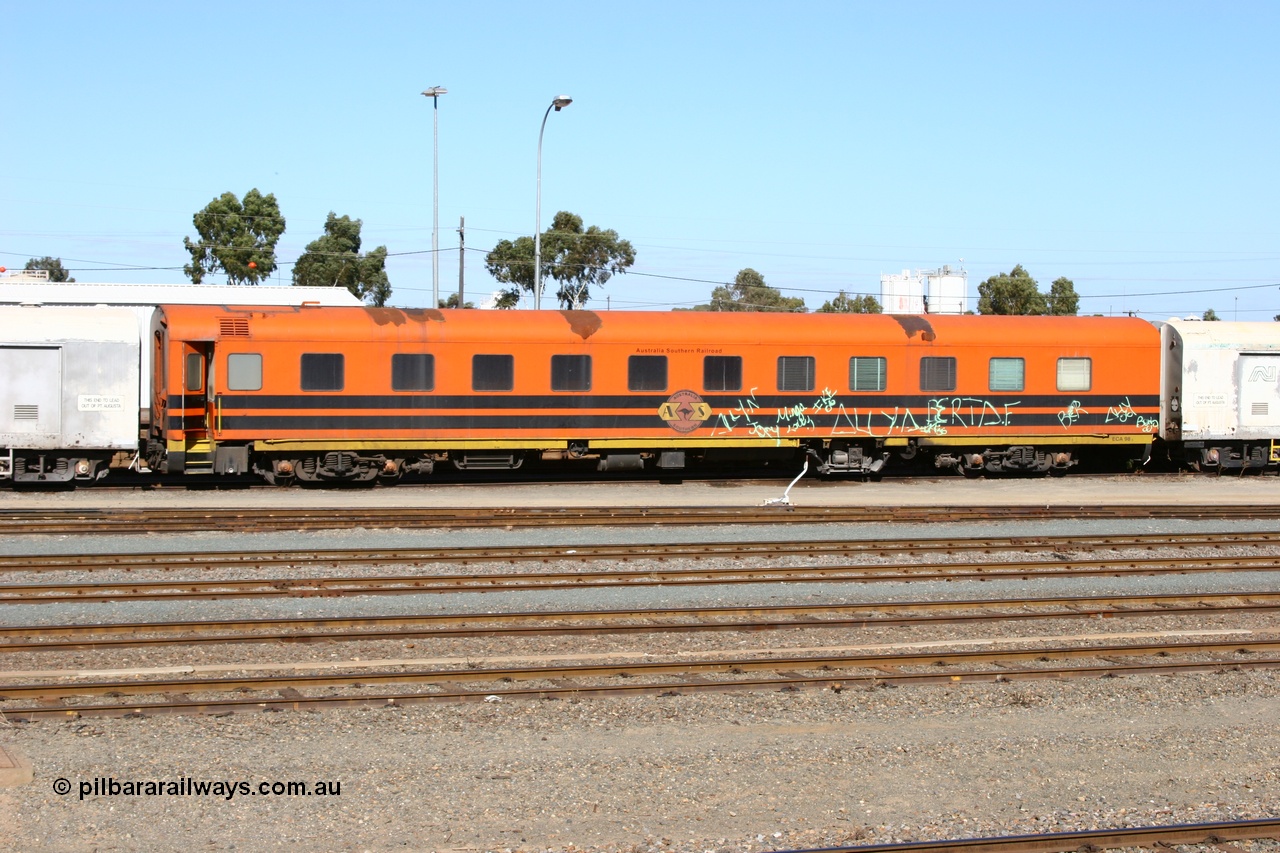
[5,523,1276,722]
[3,551,1280,603]
[4,591,1278,653]
[3,502,1280,534]
[3,635,1277,719]
[5,530,1280,573]
[804,819,1280,853]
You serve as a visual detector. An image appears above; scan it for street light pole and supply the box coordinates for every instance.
[534,95,572,310]
[422,86,447,308]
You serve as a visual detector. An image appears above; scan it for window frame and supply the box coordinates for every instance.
[919,356,957,392]
[776,355,816,393]
[627,355,668,392]
[550,354,592,392]
[703,355,743,392]
[300,353,344,392]
[988,357,1025,392]
[848,356,886,392]
[226,352,263,392]
[184,352,204,393]
[1056,357,1092,392]
[391,353,435,392]
[472,354,515,392]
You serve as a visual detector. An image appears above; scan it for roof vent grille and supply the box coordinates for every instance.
[219,318,250,337]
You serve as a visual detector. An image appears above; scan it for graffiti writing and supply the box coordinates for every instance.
[714,389,783,444]
[709,390,1019,443]
[1105,397,1136,424]
[777,403,815,433]
[1057,401,1087,429]
[1104,397,1158,433]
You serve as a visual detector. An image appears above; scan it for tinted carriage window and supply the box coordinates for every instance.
[628,355,667,391]
[1057,357,1091,391]
[227,353,262,391]
[301,353,344,391]
[551,355,592,391]
[777,356,815,392]
[989,357,1025,392]
[185,353,203,392]
[472,354,514,391]
[392,353,435,391]
[703,356,742,392]
[919,357,956,392]
[849,357,886,392]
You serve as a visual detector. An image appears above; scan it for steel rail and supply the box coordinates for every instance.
[3,593,1278,653]
[3,637,1278,702]
[4,648,1278,720]
[4,553,1280,603]
[3,503,1280,535]
[781,818,1280,853]
[4,530,1280,574]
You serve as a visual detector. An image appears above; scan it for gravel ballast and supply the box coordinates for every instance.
[2,673,1278,852]
[2,477,1279,852]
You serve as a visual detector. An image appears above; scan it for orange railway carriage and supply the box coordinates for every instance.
[148,304,1161,483]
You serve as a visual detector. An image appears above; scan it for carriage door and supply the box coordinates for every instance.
[0,346,61,443]
[1238,354,1280,431]
[181,343,211,437]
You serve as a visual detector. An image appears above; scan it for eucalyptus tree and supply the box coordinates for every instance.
[183,189,285,285]
[485,211,635,309]
[977,265,1048,315]
[818,291,881,313]
[689,268,806,312]
[292,212,391,306]
[23,256,75,282]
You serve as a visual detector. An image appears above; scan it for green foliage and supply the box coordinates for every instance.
[484,211,636,309]
[977,265,1047,315]
[976,267,1083,316]
[1203,308,1220,321]
[438,293,475,309]
[491,289,522,310]
[1046,277,1080,316]
[688,268,806,312]
[292,212,391,306]
[183,189,285,285]
[24,256,75,282]
[484,235,537,308]
[818,290,881,314]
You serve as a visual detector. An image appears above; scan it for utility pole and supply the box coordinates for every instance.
[457,216,465,307]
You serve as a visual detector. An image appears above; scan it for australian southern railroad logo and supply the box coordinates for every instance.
[659,390,711,433]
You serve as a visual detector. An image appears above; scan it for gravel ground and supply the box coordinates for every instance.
[2,672,1277,852]
[3,478,1280,852]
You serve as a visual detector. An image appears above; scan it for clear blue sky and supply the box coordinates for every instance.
[3,1,1277,318]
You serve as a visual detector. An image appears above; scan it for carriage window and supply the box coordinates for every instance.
[849,357,886,392]
[301,353,344,391]
[1057,357,1092,391]
[551,355,592,392]
[185,353,204,392]
[628,355,667,391]
[920,357,956,392]
[227,353,262,391]
[703,356,742,392]
[392,353,435,391]
[472,354,514,391]
[989,358,1025,392]
[777,356,815,392]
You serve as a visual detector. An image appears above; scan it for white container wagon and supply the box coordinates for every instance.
[0,306,141,482]
[1158,318,1280,471]
[0,281,362,430]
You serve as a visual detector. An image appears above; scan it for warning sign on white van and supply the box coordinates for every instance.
[78,395,125,411]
